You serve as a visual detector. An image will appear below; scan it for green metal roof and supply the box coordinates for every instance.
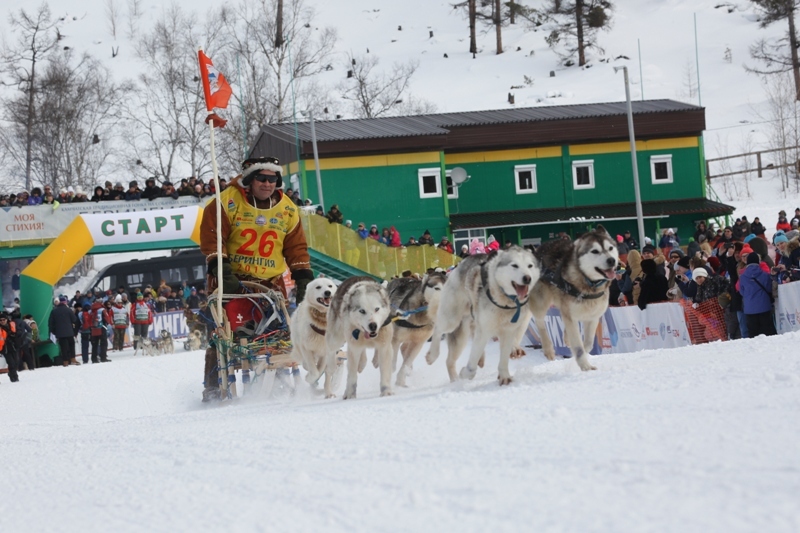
[449,198,735,230]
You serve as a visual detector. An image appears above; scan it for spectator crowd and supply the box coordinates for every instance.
[608,208,800,340]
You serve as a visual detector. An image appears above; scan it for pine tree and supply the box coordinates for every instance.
[542,0,613,67]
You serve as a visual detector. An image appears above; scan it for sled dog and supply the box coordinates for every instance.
[426,246,539,385]
[185,330,205,351]
[290,278,339,386]
[157,329,175,355]
[139,337,160,357]
[380,272,446,387]
[324,276,393,399]
[529,225,619,371]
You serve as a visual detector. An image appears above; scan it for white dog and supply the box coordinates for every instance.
[426,246,540,385]
[324,276,393,399]
[290,278,338,386]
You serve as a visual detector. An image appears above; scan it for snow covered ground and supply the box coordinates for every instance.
[2,334,799,532]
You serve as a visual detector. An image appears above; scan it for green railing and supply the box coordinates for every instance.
[300,212,460,280]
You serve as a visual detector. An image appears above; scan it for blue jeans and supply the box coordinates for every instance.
[737,311,749,339]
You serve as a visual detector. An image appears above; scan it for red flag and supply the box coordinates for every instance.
[198,50,232,112]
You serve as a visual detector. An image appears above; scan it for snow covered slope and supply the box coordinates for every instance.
[1,335,798,532]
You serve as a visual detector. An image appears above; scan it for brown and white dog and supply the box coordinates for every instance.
[529,225,619,371]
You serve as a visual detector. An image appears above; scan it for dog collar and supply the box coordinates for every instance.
[484,288,526,323]
[541,268,606,301]
[310,323,326,336]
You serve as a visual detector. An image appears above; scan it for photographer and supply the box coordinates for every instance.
[637,259,669,310]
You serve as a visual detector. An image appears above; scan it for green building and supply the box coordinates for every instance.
[252,99,733,252]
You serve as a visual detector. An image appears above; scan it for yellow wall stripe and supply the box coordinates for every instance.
[24,216,94,285]
[445,146,562,164]
[306,152,441,171]
[569,137,699,156]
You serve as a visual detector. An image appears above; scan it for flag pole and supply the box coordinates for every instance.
[199,47,228,397]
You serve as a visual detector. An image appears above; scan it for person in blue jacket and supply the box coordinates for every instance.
[738,252,777,337]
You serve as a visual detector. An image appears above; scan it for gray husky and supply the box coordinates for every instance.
[529,225,619,371]
[425,246,540,385]
[324,276,393,399]
[376,272,446,387]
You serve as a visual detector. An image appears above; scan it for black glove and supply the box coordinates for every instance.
[208,258,240,294]
[292,269,314,304]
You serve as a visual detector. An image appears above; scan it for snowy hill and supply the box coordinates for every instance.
[2,334,799,531]
[1,0,795,200]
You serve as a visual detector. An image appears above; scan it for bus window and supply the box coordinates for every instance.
[97,276,113,292]
[160,267,188,284]
[191,265,205,281]
[127,273,144,286]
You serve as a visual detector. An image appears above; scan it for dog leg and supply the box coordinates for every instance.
[425,305,462,365]
[358,352,367,373]
[533,311,556,361]
[445,322,469,382]
[377,344,394,397]
[578,317,599,371]
[323,334,344,399]
[459,328,490,381]
[396,342,418,387]
[498,321,528,385]
[304,349,322,385]
[343,346,362,400]
[562,316,595,371]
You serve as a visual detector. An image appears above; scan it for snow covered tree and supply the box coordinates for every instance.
[748,0,800,101]
[541,0,614,67]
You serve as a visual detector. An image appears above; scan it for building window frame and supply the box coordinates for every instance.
[572,160,595,190]
[514,164,538,194]
[445,170,458,199]
[650,154,674,184]
[418,168,442,199]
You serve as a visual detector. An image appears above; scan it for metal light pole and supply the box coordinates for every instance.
[614,66,646,249]
[307,110,324,210]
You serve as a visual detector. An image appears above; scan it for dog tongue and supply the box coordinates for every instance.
[602,268,616,280]
[513,283,529,299]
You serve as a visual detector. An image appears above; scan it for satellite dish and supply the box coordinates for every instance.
[450,167,469,185]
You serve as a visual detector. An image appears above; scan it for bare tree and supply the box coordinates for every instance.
[215,0,337,167]
[275,0,284,48]
[126,0,143,39]
[0,4,60,191]
[338,52,434,118]
[105,0,120,39]
[125,4,223,181]
[748,0,800,101]
[756,71,800,193]
[469,0,478,56]
[494,0,503,54]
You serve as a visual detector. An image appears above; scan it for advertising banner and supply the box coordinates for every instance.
[776,282,800,334]
[1,196,209,245]
[524,302,692,356]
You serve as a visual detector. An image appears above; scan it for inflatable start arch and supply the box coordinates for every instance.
[20,206,205,360]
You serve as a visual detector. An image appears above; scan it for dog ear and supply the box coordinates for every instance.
[595,224,609,236]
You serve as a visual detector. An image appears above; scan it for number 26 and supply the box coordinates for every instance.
[236,229,277,257]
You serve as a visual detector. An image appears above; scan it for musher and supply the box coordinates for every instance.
[199,156,313,401]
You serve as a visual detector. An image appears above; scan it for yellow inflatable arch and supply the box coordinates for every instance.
[20,206,205,360]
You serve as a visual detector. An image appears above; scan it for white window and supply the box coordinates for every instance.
[418,168,457,199]
[453,228,486,255]
[418,168,441,198]
[514,164,537,194]
[572,160,595,190]
[650,154,673,184]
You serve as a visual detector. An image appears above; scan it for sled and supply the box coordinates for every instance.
[207,281,297,400]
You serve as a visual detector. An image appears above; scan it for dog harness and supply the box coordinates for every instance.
[540,268,608,301]
[479,264,529,323]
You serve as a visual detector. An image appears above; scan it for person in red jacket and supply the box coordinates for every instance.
[129,293,154,351]
[89,300,111,363]
[111,295,130,351]
[776,210,792,232]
